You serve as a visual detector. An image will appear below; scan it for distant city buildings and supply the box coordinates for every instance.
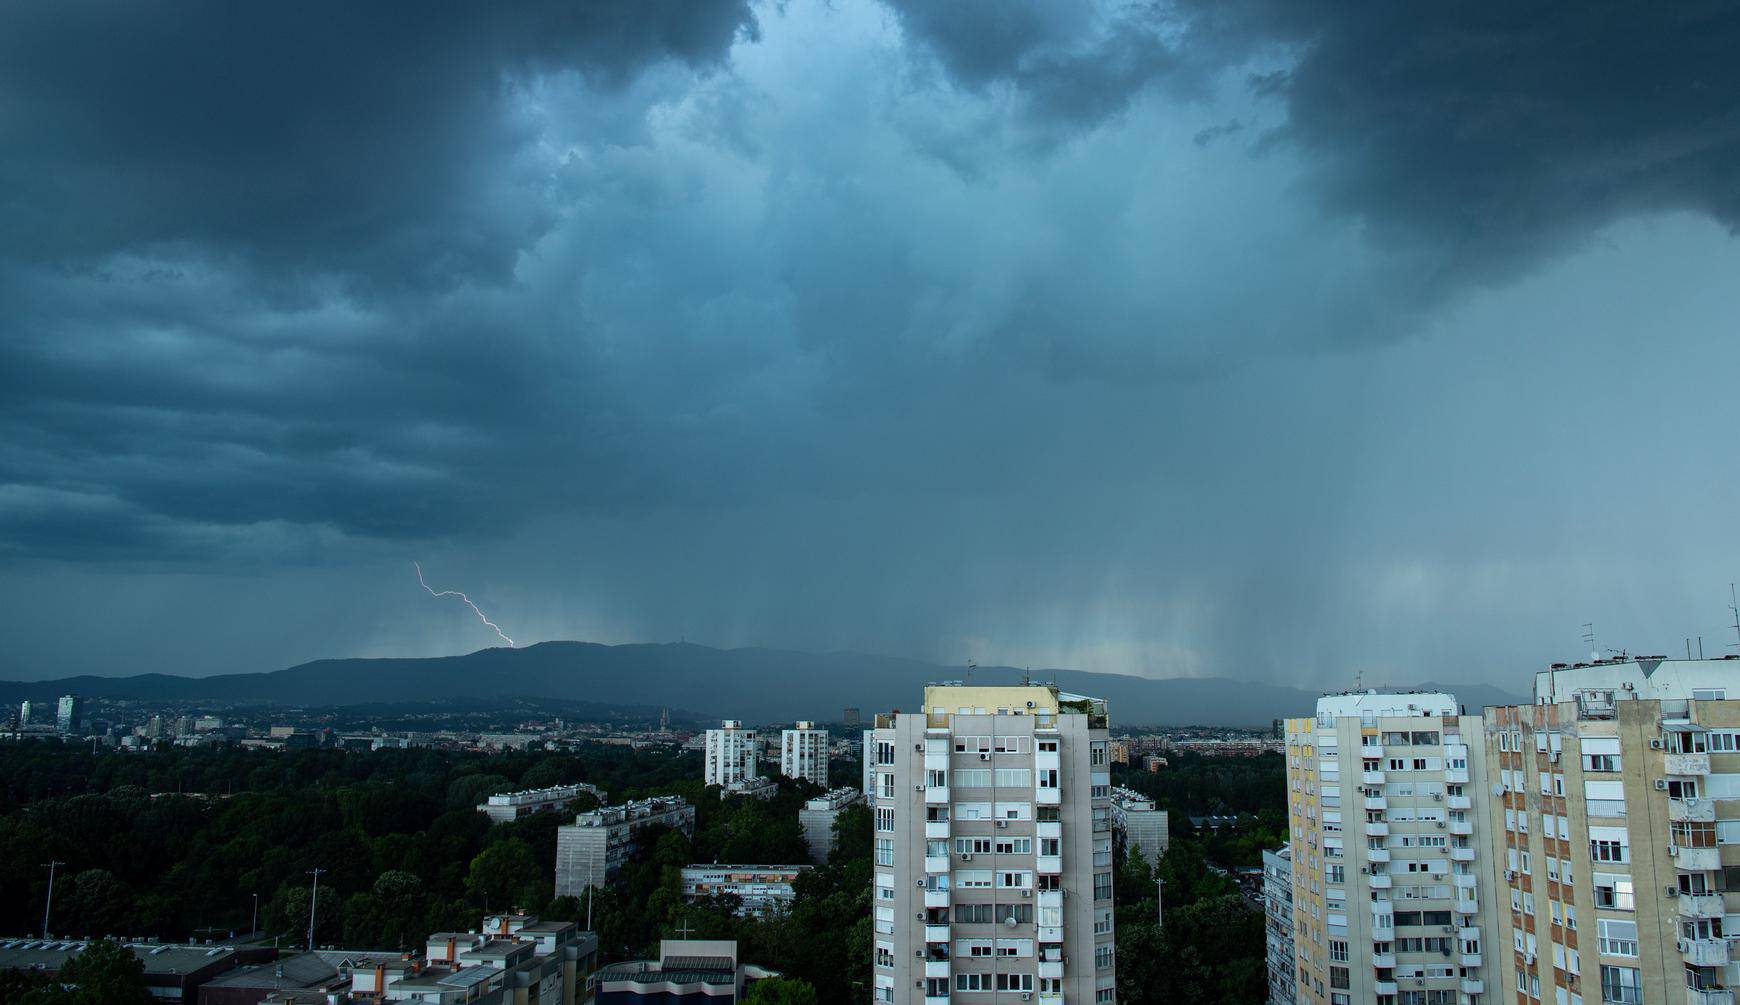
[595,939,780,1003]
[16,701,30,729]
[798,787,863,863]
[55,695,82,734]
[719,776,778,801]
[680,865,810,916]
[704,721,757,788]
[843,707,861,727]
[1108,786,1169,866]
[477,783,602,823]
[779,721,828,787]
[555,796,696,896]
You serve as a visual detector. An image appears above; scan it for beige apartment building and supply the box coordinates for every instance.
[1285,691,1498,1005]
[1481,656,1740,1005]
[867,683,1116,1004]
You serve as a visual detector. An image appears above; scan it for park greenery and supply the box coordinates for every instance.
[0,738,1285,1004]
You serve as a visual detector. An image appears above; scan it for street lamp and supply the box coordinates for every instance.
[251,893,258,937]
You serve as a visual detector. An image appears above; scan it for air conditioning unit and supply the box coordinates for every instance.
[1022,890,1032,898]
[1503,870,1516,881]
[1022,994,1033,1002]
[1549,751,1560,763]
[1655,779,1670,790]
[1432,793,1443,801]
[915,950,924,958]
[1650,738,1665,750]
[1026,701,1036,709]
[997,820,1009,829]
[1442,926,1454,934]
[916,784,926,792]
[916,880,926,888]
[1436,822,1446,829]
[980,753,991,762]
[961,853,972,861]
[1665,887,1679,898]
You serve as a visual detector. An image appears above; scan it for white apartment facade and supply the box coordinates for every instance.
[782,721,830,787]
[1285,691,1497,1005]
[706,720,758,788]
[868,683,1117,1004]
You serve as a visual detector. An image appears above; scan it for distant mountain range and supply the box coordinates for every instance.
[0,641,1525,728]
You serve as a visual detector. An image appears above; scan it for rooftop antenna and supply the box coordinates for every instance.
[1582,623,1598,662]
[965,660,976,685]
[1729,584,1740,654]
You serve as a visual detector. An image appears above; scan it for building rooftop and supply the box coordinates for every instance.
[1312,690,1458,719]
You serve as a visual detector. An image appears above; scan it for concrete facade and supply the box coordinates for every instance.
[780,722,829,787]
[554,797,696,896]
[799,787,864,863]
[1108,787,1169,868]
[869,683,1116,1004]
[705,722,757,788]
[1264,844,1297,1005]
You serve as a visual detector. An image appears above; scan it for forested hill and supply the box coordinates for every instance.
[0,641,1523,727]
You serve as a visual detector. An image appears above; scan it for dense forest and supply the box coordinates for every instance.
[0,739,1284,1005]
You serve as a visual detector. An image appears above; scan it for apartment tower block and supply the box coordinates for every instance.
[868,683,1117,1004]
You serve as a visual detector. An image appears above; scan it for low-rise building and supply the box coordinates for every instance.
[555,797,697,896]
[1108,786,1170,867]
[478,783,603,823]
[797,787,863,863]
[0,939,272,1005]
[680,865,810,917]
[595,940,779,1004]
[718,776,777,801]
[1262,845,1295,1005]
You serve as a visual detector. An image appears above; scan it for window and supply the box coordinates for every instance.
[1589,839,1628,864]
[1597,920,1638,957]
[1093,872,1113,900]
[1599,965,1641,1005]
[875,741,895,765]
[874,838,893,865]
[1593,875,1634,910]
[875,807,894,832]
[995,768,1032,788]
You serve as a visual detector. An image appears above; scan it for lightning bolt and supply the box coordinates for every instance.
[415,561,515,647]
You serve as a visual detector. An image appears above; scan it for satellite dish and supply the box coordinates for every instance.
[1005,916,1018,928]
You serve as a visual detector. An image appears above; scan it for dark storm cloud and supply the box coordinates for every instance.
[0,0,756,286]
[894,1,1740,285]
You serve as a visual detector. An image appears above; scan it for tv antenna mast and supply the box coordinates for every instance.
[1582,623,1598,662]
[1728,584,1740,654]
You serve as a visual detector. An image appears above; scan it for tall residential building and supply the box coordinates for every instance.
[781,721,830,787]
[1480,655,1740,1005]
[705,720,758,788]
[555,796,696,896]
[1283,691,1496,1005]
[55,695,81,734]
[868,683,1117,1005]
[1265,844,1297,1005]
[17,701,31,728]
[1108,786,1170,867]
[800,786,865,863]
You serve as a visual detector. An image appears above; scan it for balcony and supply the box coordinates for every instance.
[1368,848,1390,863]
[1365,821,1389,837]
[1361,770,1386,785]
[1371,950,1396,968]
[925,925,950,943]
[1453,873,1478,890]
[1037,787,1062,806]
[924,960,950,979]
[1364,796,1387,811]
[1444,768,1469,784]
[1461,977,1485,995]
[925,855,950,873]
[1666,753,1712,776]
[1037,855,1063,874]
[1688,989,1734,1005]
[1447,795,1472,810]
[1455,897,1479,916]
[1368,874,1392,889]
[1037,821,1062,840]
[1448,820,1473,836]
[1038,890,1064,911]
[1673,846,1722,871]
[924,889,951,908]
[1683,938,1731,967]
[1459,952,1483,968]
[924,997,951,1005]
[1672,799,1717,823]
[1679,893,1724,919]
[926,821,951,840]
[925,786,950,805]
[1374,981,1399,996]
[1449,846,1475,862]
[1038,960,1064,980]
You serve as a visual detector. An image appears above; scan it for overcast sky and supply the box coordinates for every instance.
[4,1,1740,687]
